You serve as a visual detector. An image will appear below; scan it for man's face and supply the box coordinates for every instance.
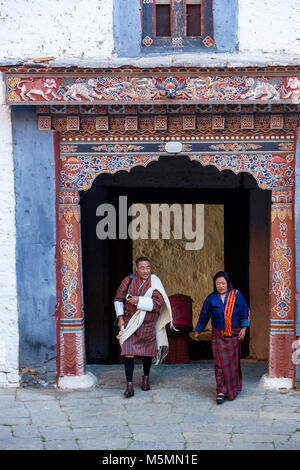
[136,261,151,280]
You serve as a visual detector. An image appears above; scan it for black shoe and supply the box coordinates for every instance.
[216,393,226,404]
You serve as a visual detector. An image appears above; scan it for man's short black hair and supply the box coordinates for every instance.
[213,271,233,292]
[136,256,151,266]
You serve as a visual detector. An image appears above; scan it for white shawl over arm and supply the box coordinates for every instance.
[117,274,177,364]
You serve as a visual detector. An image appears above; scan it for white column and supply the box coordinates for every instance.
[0,72,19,387]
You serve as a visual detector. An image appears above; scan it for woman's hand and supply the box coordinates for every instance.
[194,332,200,341]
[238,327,246,341]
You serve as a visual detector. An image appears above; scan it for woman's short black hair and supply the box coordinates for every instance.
[136,256,151,266]
[213,271,233,292]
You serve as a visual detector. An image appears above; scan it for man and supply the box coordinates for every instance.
[114,257,175,398]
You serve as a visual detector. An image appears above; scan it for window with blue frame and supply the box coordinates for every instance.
[141,0,215,51]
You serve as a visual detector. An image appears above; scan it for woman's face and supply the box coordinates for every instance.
[215,276,228,295]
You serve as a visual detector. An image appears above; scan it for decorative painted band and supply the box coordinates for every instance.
[60,317,85,333]
[59,130,295,142]
[270,319,294,324]
[38,113,300,132]
[58,140,293,155]
[60,327,85,333]
[60,317,85,323]
[270,319,294,334]
[5,74,300,105]
[270,330,294,334]
[36,103,300,114]
[2,66,300,74]
[58,153,294,191]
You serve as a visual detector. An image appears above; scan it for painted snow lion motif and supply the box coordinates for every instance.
[16,78,58,101]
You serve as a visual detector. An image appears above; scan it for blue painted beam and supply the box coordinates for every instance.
[11,106,56,371]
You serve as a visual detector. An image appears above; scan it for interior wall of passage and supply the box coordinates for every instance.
[132,204,224,332]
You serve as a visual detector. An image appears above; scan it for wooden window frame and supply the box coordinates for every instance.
[154,1,173,37]
[141,0,215,51]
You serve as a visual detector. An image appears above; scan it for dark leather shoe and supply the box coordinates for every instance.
[216,393,226,404]
[124,382,134,398]
[142,375,150,391]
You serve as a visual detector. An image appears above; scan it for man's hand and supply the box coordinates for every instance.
[126,296,139,306]
[118,316,125,330]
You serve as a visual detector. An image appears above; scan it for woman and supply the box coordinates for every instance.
[194,271,250,404]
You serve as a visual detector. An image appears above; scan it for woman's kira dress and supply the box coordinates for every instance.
[114,275,164,357]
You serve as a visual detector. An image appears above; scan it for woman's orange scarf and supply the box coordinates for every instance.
[221,289,238,337]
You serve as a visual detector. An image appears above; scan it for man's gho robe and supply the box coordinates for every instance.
[114,275,165,357]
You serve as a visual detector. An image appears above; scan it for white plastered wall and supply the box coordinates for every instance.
[0,0,115,64]
[238,0,300,57]
[0,72,19,387]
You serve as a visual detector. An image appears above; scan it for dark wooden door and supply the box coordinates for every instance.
[80,186,111,363]
[80,186,132,363]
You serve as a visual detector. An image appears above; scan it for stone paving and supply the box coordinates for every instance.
[0,361,299,450]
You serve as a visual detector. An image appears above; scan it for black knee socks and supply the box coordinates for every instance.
[142,356,152,376]
[124,357,134,382]
[124,356,152,381]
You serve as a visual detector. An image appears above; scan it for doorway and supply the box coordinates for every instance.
[80,154,269,364]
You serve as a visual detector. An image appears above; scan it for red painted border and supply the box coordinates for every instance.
[292,129,298,387]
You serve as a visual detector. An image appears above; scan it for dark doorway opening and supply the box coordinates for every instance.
[80,155,260,364]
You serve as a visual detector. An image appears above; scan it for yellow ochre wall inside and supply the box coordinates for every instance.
[132,204,224,332]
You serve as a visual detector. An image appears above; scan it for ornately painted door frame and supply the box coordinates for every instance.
[53,128,297,386]
[3,66,300,387]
